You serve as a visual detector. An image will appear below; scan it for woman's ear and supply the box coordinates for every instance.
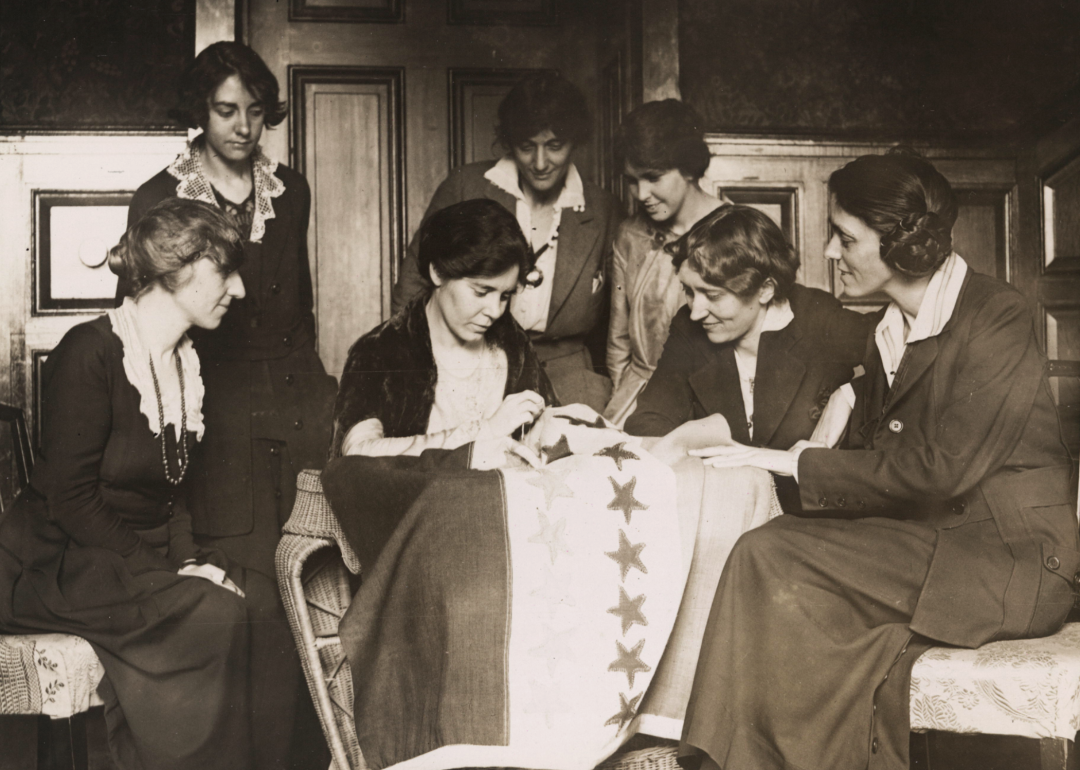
[428,263,444,288]
[758,278,777,306]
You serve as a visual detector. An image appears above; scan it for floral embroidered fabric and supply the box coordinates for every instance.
[910,622,1080,741]
[165,138,284,244]
[0,634,105,717]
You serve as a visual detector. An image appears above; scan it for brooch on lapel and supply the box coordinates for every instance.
[808,386,833,422]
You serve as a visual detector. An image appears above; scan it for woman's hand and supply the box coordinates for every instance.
[178,562,246,598]
[648,414,734,466]
[691,444,801,477]
[486,390,546,438]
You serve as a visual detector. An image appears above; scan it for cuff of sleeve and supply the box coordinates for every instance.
[840,383,857,409]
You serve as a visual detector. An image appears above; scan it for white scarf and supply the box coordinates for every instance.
[107,297,206,441]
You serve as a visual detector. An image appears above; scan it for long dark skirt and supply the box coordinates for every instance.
[679,514,943,770]
[0,495,294,770]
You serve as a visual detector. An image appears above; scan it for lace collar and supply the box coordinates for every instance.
[107,298,206,442]
[484,156,587,213]
[165,138,285,243]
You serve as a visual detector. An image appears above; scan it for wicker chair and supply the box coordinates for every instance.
[278,469,1080,770]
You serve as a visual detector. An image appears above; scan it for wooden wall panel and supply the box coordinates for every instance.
[292,67,404,378]
[448,68,551,169]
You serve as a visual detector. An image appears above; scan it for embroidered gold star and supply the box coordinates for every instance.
[595,442,639,471]
[604,691,643,730]
[526,467,574,509]
[608,638,651,689]
[540,434,573,463]
[606,530,647,581]
[607,586,648,635]
[528,510,570,564]
[607,476,648,523]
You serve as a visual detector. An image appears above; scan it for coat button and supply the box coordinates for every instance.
[285,374,295,386]
[269,446,279,456]
[951,498,966,514]
[274,489,282,499]
[270,282,282,295]
[1047,556,1061,570]
[283,335,292,347]
[871,738,879,754]
[818,496,828,508]
[294,419,304,431]
[250,317,261,328]
[836,497,847,508]
[888,419,904,433]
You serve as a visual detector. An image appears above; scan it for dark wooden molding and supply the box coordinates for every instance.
[289,0,404,23]
[447,67,553,170]
[447,0,557,26]
[32,190,132,315]
[288,64,406,281]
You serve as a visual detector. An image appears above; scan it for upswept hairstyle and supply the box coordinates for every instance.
[170,41,287,130]
[668,205,800,301]
[417,199,533,290]
[495,72,592,150]
[828,148,958,278]
[616,99,711,180]
[108,198,245,297]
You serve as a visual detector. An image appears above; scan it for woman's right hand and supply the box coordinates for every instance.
[178,562,246,598]
[486,390,546,438]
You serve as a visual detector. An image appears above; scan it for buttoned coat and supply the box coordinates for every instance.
[126,163,337,555]
[798,268,1079,648]
[390,160,624,408]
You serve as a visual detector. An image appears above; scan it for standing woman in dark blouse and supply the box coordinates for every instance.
[120,42,336,765]
[0,199,288,770]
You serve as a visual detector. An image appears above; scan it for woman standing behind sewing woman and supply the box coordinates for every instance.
[392,72,622,412]
[0,200,289,770]
[604,100,729,427]
[332,199,556,459]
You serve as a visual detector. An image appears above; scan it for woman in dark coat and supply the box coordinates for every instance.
[121,41,336,768]
[685,150,1079,770]
[0,200,289,770]
[625,205,873,510]
[332,199,555,458]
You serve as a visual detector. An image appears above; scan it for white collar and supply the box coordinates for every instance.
[876,253,969,344]
[166,138,285,243]
[763,298,794,333]
[106,298,206,442]
[483,156,587,212]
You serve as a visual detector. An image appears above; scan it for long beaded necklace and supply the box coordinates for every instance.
[148,352,189,486]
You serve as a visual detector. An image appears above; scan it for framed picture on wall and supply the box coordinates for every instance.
[448,0,557,26]
[33,190,131,315]
[289,0,404,23]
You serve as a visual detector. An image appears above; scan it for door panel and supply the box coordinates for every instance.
[291,66,404,377]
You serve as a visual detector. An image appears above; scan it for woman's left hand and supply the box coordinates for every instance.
[691,444,802,477]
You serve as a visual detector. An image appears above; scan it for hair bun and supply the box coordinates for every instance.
[107,239,130,280]
[881,211,952,277]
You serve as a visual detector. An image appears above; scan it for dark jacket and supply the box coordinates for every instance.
[331,295,557,457]
[126,161,337,539]
[390,161,624,407]
[626,285,872,440]
[799,269,1079,648]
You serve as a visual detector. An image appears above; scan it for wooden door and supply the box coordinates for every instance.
[245,0,608,378]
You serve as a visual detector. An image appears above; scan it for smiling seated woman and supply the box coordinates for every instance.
[331,198,556,459]
[624,205,873,511]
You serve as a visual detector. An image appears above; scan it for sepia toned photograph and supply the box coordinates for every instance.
[0,1,1078,770]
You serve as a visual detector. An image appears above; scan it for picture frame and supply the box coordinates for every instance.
[33,190,131,315]
[447,0,557,27]
[289,0,404,24]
